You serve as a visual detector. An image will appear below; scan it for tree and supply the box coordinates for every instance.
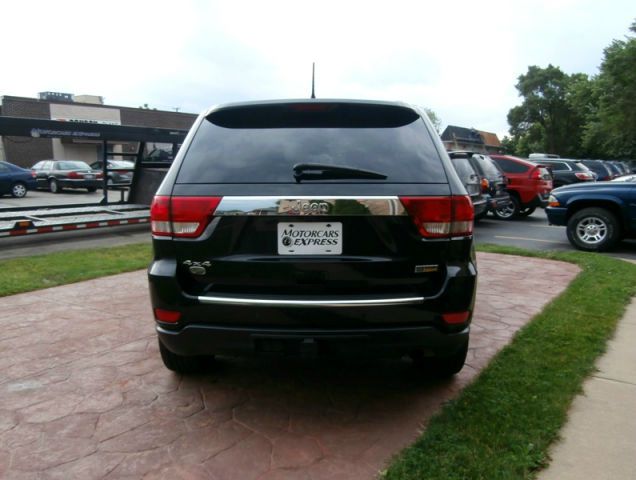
[583,20,636,158]
[423,108,442,134]
[567,74,602,157]
[500,135,518,155]
[507,65,586,157]
[505,20,636,159]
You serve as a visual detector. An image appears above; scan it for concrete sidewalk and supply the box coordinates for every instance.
[538,297,636,480]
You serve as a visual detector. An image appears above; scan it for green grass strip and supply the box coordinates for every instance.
[384,245,636,480]
[0,243,152,297]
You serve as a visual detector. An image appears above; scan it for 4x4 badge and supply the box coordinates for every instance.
[182,260,211,275]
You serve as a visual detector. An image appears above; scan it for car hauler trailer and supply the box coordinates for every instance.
[0,117,188,237]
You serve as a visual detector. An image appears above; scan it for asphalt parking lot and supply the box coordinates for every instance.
[475,209,636,262]
[2,190,635,262]
[0,253,580,479]
[0,189,126,209]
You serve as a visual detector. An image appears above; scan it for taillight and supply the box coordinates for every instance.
[529,168,542,180]
[31,171,36,178]
[67,171,82,179]
[480,178,490,193]
[171,197,222,237]
[575,172,594,180]
[154,308,181,323]
[150,195,222,238]
[150,196,171,236]
[399,196,474,238]
[442,311,470,325]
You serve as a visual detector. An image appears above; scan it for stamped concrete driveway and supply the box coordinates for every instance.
[0,252,580,480]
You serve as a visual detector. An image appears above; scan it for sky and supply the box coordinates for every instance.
[1,0,635,139]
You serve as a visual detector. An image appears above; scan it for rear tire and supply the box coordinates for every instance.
[11,182,27,198]
[517,206,536,217]
[87,187,97,193]
[566,207,620,252]
[412,342,468,377]
[49,178,61,193]
[493,196,519,220]
[158,339,212,373]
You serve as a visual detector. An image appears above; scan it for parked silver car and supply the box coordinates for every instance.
[90,160,134,186]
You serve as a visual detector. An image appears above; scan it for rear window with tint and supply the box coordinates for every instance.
[177,103,447,184]
[492,158,529,174]
[542,161,570,171]
[451,158,476,183]
[475,156,502,178]
[572,162,592,172]
[606,163,620,174]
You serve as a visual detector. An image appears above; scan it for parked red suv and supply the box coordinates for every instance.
[489,155,553,219]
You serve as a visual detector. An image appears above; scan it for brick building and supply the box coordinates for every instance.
[440,125,504,155]
[0,93,197,168]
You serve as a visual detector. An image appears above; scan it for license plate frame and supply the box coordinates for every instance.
[277,222,342,255]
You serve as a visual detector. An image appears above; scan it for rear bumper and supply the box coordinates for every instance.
[487,193,511,210]
[472,198,488,217]
[59,179,102,189]
[157,323,469,358]
[149,257,477,358]
[521,192,551,209]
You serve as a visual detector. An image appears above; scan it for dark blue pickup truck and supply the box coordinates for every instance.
[546,178,636,251]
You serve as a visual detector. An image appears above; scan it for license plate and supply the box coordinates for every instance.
[84,174,94,179]
[277,222,342,255]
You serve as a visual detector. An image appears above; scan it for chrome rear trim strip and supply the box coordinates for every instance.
[215,196,407,216]
[197,295,424,307]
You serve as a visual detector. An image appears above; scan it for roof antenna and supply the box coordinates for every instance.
[311,62,316,99]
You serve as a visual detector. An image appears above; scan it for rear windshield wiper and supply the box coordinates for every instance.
[293,163,388,183]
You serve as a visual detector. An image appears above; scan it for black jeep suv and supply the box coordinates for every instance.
[530,158,595,187]
[148,99,477,376]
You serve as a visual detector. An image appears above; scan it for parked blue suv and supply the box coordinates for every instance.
[546,178,636,251]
